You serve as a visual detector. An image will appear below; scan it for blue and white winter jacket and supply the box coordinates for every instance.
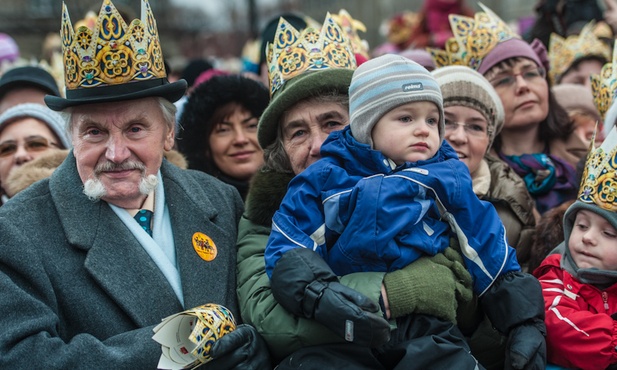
[265,126,520,295]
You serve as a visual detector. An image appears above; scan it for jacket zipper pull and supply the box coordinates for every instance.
[603,291,609,312]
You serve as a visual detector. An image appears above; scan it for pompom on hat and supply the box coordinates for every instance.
[432,65,504,151]
[349,54,444,147]
[44,0,187,112]
[0,103,71,149]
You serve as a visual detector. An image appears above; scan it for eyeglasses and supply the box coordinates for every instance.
[488,67,546,89]
[0,137,59,158]
[444,120,489,138]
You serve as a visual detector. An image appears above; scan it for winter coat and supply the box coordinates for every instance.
[266,127,520,295]
[237,169,386,363]
[0,152,242,368]
[481,154,537,268]
[534,251,617,370]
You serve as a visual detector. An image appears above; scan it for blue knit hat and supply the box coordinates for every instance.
[349,54,444,147]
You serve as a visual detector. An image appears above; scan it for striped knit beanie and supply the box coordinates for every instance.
[349,54,444,146]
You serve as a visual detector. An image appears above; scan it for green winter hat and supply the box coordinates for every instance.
[257,68,354,149]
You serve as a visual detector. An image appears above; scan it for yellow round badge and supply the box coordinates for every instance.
[192,232,217,262]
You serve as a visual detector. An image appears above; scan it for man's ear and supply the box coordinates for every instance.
[164,126,175,151]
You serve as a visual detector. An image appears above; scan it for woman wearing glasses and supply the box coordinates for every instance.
[478,40,586,215]
[0,103,71,205]
[433,66,538,271]
[433,65,540,369]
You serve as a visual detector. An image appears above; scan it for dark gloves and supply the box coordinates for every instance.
[199,324,271,370]
[481,271,547,370]
[271,248,391,348]
[505,321,546,370]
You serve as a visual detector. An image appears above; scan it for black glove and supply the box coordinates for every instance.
[505,320,546,370]
[199,324,271,370]
[271,248,391,348]
[481,271,547,370]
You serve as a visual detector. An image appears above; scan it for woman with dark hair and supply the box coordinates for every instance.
[177,74,269,200]
[439,4,587,215]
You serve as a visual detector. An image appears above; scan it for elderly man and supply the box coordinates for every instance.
[0,0,269,368]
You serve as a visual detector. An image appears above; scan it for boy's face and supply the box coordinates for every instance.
[372,101,440,165]
[569,209,617,271]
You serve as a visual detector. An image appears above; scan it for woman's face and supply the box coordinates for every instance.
[281,100,349,175]
[559,59,604,89]
[485,58,549,131]
[443,105,490,176]
[209,106,263,181]
[0,117,61,190]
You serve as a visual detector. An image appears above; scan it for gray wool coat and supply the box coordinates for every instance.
[0,151,243,369]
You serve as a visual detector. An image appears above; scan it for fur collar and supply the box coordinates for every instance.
[244,169,295,227]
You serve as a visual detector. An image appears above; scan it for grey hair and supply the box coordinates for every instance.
[262,91,349,174]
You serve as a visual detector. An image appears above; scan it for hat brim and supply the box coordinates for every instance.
[258,68,353,149]
[44,78,187,111]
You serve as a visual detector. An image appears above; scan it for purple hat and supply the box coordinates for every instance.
[478,38,549,75]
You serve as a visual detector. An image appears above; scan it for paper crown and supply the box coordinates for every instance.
[548,21,611,85]
[266,12,357,97]
[331,9,369,60]
[61,0,166,91]
[578,125,617,211]
[428,3,518,70]
[590,41,617,120]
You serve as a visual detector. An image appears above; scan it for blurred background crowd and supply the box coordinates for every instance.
[0,0,564,80]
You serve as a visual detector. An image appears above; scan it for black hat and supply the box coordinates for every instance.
[0,66,61,99]
[44,0,187,112]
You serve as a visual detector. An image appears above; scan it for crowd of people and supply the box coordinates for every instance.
[2,0,617,368]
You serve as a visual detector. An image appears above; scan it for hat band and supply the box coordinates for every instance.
[64,78,170,100]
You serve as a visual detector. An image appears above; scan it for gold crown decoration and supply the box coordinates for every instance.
[266,12,357,97]
[590,40,617,120]
[548,21,611,84]
[428,3,518,70]
[60,0,166,91]
[331,9,369,60]
[578,125,617,211]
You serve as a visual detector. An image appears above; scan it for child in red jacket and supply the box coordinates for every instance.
[534,127,617,370]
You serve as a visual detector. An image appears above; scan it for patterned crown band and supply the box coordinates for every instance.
[591,40,617,120]
[428,3,518,70]
[61,0,166,91]
[266,12,357,97]
[549,21,611,85]
[579,126,617,211]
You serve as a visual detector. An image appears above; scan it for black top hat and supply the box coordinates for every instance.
[44,0,187,111]
[0,66,61,99]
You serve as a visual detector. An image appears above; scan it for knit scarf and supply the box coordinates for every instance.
[498,152,578,214]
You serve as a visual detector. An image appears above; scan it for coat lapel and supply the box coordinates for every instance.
[161,162,238,311]
[50,152,182,326]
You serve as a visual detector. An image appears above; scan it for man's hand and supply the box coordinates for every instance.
[200,324,271,370]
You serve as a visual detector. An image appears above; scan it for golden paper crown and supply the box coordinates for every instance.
[266,12,357,97]
[60,0,166,91]
[590,41,617,120]
[578,126,617,211]
[331,9,369,60]
[548,21,611,84]
[428,3,518,70]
